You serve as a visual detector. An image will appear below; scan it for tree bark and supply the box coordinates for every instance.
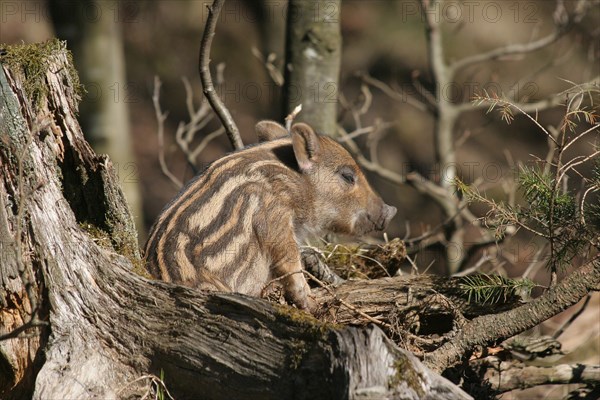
[49,0,144,234]
[0,41,470,400]
[283,0,341,134]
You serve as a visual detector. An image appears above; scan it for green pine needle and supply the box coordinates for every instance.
[459,274,535,305]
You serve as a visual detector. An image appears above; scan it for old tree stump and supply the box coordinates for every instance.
[0,41,475,399]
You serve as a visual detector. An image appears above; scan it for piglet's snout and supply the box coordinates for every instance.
[375,203,397,231]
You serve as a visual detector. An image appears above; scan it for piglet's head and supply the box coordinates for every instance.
[286,122,397,236]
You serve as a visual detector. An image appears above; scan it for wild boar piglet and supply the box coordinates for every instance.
[144,121,396,310]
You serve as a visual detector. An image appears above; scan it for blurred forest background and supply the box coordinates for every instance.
[2,1,599,397]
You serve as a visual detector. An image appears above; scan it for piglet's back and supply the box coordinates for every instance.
[144,136,301,294]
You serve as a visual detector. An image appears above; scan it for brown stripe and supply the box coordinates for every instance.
[176,232,197,284]
[200,193,245,248]
[187,160,282,233]
[156,157,242,276]
[153,139,293,283]
[204,194,260,272]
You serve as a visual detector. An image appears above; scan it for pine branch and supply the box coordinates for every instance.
[424,257,600,373]
[459,274,536,305]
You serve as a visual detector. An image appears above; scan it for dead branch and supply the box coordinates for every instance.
[358,72,434,114]
[474,357,600,394]
[152,76,226,181]
[251,47,284,87]
[199,0,244,150]
[176,77,225,170]
[152,76,183,189]
[285,104,302,132]
[448,0,591,74]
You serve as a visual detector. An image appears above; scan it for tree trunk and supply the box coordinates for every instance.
[0,41,470,400]
[48,0,144,234]
[283,0,341,134]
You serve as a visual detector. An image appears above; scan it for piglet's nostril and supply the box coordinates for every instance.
[383,204,397,221]
[374,204,396,231]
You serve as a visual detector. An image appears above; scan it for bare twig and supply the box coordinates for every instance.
[450,31,565,74]
[405,254,420,275]
[285,104,302,132]
[411,70,437,108]
[152,76,183,189]
[336,125,378,142]
[448,0,589,74]
[422,0,456,189]
[406,172,457,220]
[181,77,213,136]
[358,73,433,114]
[406,203,468,245]
[117,373,176,400]
[199,0,244,150]
[188,127,225,163]
[0,319,49,341]
[522,244,550,280]
[561,122,600,153]
[557,149,600,184]
[251,47,284,86]
[421,0,466,273]
[175,77,225,171]
[452,254,494,278]
[580,185,599,225]
[260,270,304,297]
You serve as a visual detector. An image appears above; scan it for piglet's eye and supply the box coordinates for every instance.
[340,168,356,185]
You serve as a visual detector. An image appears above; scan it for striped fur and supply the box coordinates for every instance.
[144,121,396,310]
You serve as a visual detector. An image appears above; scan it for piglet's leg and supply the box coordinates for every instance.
[270,240,316,312]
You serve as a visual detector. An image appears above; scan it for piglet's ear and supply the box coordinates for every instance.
[255,120,288,142]
[291,123,320,172]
